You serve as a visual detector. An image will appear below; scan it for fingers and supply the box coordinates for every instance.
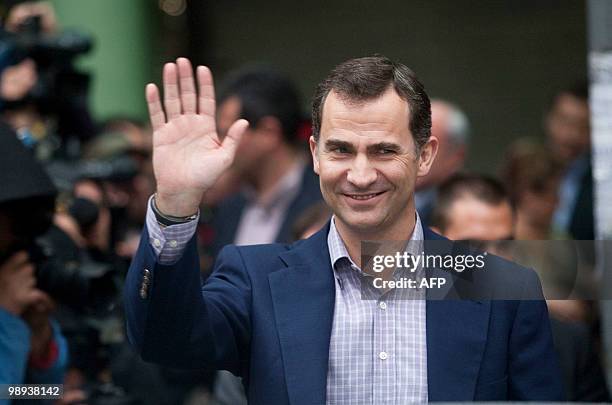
[222,119,249,157]
[177,58,197,114]
[24,289,48,310]
[0,251,29,272]
[197,65,216,117]
[150,59,216,124]
[146,83,165,132]
[163,62,181,120]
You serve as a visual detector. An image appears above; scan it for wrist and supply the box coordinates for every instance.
[152,194,198,226]
[154,190,201,217]
[29,336,58,370]
[29,320,53,358]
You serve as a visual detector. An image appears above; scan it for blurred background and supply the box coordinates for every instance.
[50,0,588,174]
[1,0,610,404]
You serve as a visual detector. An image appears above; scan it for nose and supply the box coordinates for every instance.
[346,153,377,189]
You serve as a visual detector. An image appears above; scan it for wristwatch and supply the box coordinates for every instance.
[151,194,198,227]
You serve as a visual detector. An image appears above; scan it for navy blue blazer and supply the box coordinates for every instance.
[124,223,564,404]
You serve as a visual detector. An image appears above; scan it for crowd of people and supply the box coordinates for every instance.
[0,1,609,404]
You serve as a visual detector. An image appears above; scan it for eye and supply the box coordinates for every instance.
[377,148,396,155]
[331,146,350,154]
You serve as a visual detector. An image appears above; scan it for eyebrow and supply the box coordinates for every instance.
[324,139,402,153]
[324,139,354,151]
[367,142,401,153]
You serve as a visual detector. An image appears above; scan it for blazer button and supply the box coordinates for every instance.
[140,269,151,299]
[139,285,148,299]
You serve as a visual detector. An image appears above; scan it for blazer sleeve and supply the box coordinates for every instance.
[507,268,565,401]
[124,224,252,374]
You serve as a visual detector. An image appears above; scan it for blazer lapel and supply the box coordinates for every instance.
[268,225,335,405]
[423,228,492,401]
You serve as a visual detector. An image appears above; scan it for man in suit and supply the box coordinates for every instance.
[210,66,321,256]
[211,66,322,405]
[430,172,609,402]
[545,82,593,240]
[124,56,564,403]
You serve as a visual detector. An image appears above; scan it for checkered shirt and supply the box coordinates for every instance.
[325,215,428,404]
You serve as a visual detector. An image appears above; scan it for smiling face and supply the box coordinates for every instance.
[310,87,437,239]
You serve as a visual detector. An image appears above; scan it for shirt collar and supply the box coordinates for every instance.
[327,211,424,272]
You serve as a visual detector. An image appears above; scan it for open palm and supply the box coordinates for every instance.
[147,58,248,216]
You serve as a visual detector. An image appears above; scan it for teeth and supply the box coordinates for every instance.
[350,194,377,200]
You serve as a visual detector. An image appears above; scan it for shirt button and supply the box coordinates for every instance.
[379,301,387,310]
[153,238,162,247]
[379,351,388,360]
[169,240,178,248]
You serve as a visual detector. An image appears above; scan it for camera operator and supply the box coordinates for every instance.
[0,122,67,392]
[0,1,53,106]
[0,0,95,156]
[0,253,67,384]
[0,1,50,112]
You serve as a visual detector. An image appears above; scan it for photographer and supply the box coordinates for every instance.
[0,0,95,151]
[0,122,67,392]
[0,1,51,109]
[0,1,52,96]
[0,254,66,384]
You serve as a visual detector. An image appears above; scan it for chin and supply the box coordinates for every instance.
[337,212,386,234]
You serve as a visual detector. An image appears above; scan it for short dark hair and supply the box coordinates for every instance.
[431,173,510,231]
[219,66,302,144]
[546,80,589,113]
[311,55,431,148]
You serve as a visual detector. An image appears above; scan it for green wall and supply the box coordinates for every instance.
[51,0,156,121]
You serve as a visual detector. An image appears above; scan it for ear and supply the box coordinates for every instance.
[309,135,320,175]
[417,136,439,177]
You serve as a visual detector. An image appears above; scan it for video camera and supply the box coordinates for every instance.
[0,13,94,139]
[0,122,118,314]
[0,195,118,315]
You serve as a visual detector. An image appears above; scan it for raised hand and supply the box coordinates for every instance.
[0,252,47,316]
[147,58,249,216]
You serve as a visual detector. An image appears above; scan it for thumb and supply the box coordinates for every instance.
[25,289,50,309]
[221,119,249,157]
